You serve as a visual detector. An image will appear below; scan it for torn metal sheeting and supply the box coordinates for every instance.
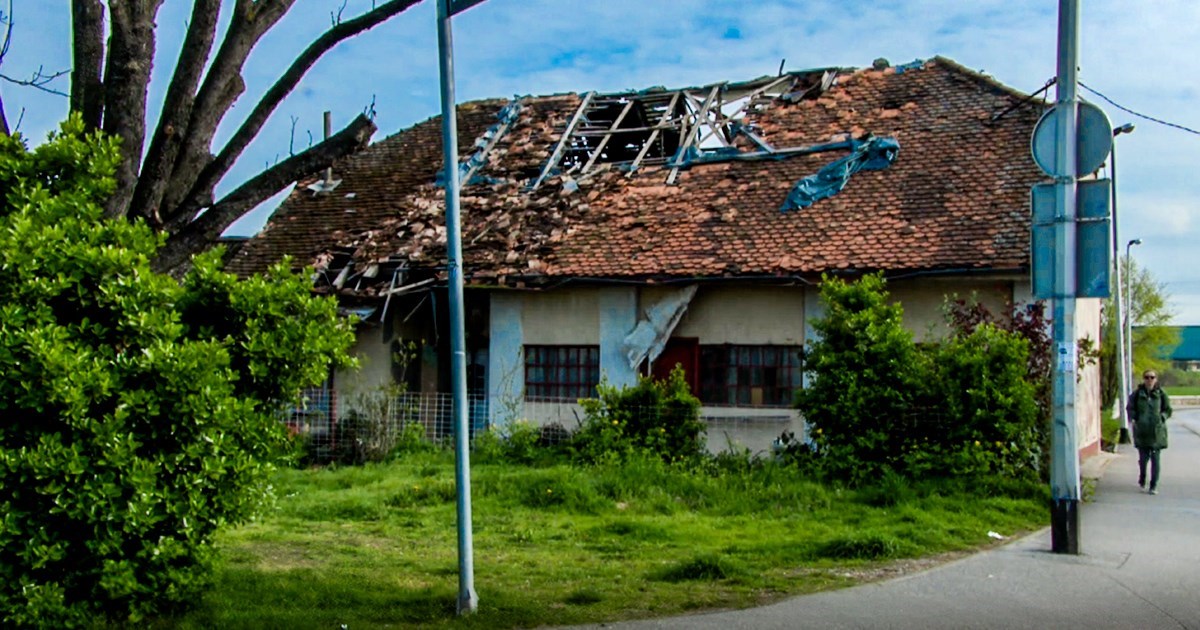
[382,277,437,296]
[622,285,698,370]
[338,305,378,320]
[780,136,901,212]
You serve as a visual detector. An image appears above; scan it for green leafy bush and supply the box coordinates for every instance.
[942,298,1053,479]
[0,119,353,626]
[471,419,557,465]
[573,366,704,464]
[796,274,1045,484]
[326,384,429,465]
[794,274,925,483]
[909,323,1040,479]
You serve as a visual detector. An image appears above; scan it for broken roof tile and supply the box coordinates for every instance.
[227,57,1044,292]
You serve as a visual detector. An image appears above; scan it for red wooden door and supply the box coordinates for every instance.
[651,337,699,393]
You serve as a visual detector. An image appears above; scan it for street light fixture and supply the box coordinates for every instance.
[1126,237,1143,407]
[1111,124,1134,443]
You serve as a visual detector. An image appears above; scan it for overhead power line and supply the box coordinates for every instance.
[1079,81,1200,136]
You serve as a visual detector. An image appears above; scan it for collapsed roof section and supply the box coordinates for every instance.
[226,57,1046,297]
[526,69,839,188]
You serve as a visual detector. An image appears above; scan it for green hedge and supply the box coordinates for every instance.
[0,119,353,626]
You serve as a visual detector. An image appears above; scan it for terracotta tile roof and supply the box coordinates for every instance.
[227,57,1046,291]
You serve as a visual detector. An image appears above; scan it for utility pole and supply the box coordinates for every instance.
[1050,0,1082,555]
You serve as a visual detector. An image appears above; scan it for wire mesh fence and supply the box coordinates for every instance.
[288,389,805,464]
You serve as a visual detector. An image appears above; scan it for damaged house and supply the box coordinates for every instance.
[226,56,1103,456]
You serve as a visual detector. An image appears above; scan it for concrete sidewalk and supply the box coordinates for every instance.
[582,410,1200,629]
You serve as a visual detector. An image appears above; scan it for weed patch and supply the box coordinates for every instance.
[812,532,904,560]
[654,554,747,582]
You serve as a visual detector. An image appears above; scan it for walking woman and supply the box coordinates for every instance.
[1126,370,1172,495]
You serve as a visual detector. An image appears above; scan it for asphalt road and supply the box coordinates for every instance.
[577,409,1200,630]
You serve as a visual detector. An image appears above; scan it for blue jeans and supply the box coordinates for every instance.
[1137,447,1161,490]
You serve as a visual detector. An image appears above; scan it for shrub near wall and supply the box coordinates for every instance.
[797,274,1044,484]
[795,274,926,484]
[0,120,353,626]
[907,324,1041,479]
[573,367,704,464]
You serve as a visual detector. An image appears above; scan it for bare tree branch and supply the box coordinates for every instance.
[160,0,296,219]
[0,66,70,96]
[127,0,221,226]
[155,113,377,274]
[102,0,166,218]
[0,1,15,66]
[70,0,105,129]
[0,0,8,135]
[172,0,420,228]
[288,114,299,156]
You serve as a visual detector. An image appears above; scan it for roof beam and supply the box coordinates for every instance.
[531,91,595,190]
[626,90,682,175]
[667,84,720,185]
[580,99,636,174]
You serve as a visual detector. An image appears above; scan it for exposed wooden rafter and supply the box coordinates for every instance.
[531,91,595,190]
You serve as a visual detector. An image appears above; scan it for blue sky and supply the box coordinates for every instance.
[5,1,1200,322]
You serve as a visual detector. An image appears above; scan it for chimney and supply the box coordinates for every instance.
[307,111,342,194]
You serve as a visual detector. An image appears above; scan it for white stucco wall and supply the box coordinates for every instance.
[887,277,1015,342]
[1075,298,1103,453]
[488,292,524,426]
[672,286,805,344]
[521,288,600,345]
[333,277,1100,458]
[334,322,393,411]
[598,287,639,388]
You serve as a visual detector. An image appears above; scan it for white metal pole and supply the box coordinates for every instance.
[1126,239,1141,392]
[435,0,478,613]
[1110,139,1130,444]
[1050,0,1081,555]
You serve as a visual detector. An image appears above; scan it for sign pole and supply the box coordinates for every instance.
[1050,0,1082,555]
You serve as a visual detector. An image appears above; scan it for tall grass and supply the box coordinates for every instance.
[173,451,1047,629]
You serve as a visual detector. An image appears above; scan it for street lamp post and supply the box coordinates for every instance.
[436,0,489,615]
[1125,238,1142,402]
[1111,123,1134,443]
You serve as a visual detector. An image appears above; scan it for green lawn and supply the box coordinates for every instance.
[173,453,1047,629]
[1165,386,1200,396]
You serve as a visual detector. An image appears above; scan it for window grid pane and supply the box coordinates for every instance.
[525,345,601,399]
[699,344,801,407]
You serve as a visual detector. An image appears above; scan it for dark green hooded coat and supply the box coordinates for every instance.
[1127,385,1172,450]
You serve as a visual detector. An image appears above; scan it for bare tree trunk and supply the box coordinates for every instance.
[169,0,421,232]
[158,0,295,221]
[69,0,106,130]
[55,0,422,269]
[102,0,164,218]
[128,0,221,226]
